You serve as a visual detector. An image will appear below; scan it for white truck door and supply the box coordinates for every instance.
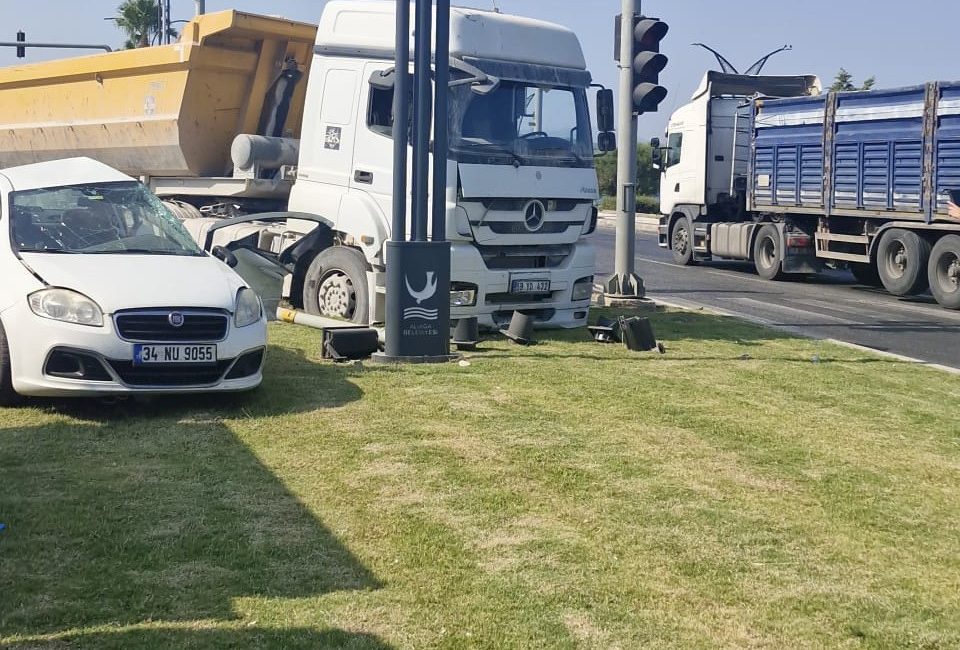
[350,62,410,228]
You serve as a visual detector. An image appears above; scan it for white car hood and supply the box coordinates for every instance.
[20,253,244,313]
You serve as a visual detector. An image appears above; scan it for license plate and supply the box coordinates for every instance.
[134,344,217,365]
[510,279,551,294]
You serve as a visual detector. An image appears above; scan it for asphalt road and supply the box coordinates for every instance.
[593,222,960,370]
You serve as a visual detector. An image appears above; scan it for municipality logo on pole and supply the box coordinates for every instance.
[404,272,439,321]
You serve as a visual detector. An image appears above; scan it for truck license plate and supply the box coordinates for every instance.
[510,279,551,294]
[134,344,217,365]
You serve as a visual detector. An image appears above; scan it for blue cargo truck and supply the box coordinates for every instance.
[654,72,960,309]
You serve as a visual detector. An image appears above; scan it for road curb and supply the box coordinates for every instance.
[597,210,659,234]
[646,296,960,375]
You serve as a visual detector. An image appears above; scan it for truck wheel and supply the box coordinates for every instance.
[302,247,370,324]
[877,228,931,296]
[753,224,784,280]
[671,216,695,265]
[0,319,20,407]
[850,262,882,287]
[928,235,960,309]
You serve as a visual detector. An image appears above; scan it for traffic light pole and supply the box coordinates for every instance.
[605,0,645,299]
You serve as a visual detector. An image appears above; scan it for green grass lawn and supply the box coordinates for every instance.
[2,309,960,649]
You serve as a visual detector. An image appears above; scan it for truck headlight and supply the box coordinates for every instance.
[235,288,262,327]
[28,288,104,327]
[450,283,478,307]
[572,276,594,301]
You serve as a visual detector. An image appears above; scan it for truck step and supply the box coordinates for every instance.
[814,250,871,263]
[815,233,870,244]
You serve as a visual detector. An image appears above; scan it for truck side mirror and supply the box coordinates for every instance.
[650,139,663,169]
[949,189,960,206]
[597,131,616,153]
[596,89,615,133]
[212,245,239,268]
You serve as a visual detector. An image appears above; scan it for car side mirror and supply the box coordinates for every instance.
[212,245,239,268]
[597,131,616,153]
[596,88,615,133]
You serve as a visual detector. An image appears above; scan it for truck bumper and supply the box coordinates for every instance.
[450,241,595,330]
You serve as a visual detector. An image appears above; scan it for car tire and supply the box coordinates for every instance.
[877,228,931,296]
[753,224,784,280]
[0,319,20,407]
[302,247,370,324]
[928,234,960,310]
[671,216,696,266]
[850,261,882,287]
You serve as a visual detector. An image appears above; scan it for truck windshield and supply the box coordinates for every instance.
[450,80,593,168]
[9,181,203,256]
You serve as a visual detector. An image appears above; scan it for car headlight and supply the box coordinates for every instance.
[28,288,104,327]
[572,276,594,301]
[235,288,262,327]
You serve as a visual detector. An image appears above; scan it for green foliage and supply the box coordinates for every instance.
[598,194,659,214]
[595,142,660,200]
[114,0,178,49]
[830,67,877,92]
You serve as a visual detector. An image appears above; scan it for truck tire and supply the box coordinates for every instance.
[753,224,784,280]
[850,262,882,287]
[877,228,931,296]
[0,319,20,407]
[928,235,960,310]
[670,216,695,265]
[303,247,370,324]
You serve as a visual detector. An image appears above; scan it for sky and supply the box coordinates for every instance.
[3,0,960,139]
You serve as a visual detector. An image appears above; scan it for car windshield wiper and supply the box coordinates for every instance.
[83,248,200,256]
[17,248,78,254]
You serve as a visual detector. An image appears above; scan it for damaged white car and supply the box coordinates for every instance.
[0,158,267,403]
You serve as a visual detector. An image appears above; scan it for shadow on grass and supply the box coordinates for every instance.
[0,343,382,640]
[5,627,391,649]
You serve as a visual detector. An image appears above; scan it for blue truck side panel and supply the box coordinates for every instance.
[751,82,960,221]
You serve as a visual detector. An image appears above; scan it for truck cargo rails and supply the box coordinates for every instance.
[0,1,613,329]
[655,71,960,310]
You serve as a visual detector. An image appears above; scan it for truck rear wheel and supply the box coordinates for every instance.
[302,247,370,324]
[877,228,931,296]
[928,235,960,310]
[670,216,695,265]
[753,224,784,280]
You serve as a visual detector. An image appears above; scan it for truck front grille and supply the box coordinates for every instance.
[114,309,229,342]
[476,244,572,270]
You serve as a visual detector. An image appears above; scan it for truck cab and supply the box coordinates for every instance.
[288,1,603,329]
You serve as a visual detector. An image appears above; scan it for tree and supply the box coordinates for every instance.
[595,143,660,200]
[830,67,876,92]
[114,0,177,49]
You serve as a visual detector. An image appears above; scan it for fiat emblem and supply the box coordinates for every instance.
[168,312,185,328]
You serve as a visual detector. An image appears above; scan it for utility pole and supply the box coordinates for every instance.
[195,0,205,16]
[606,0,644,299]
[605,0,669,300]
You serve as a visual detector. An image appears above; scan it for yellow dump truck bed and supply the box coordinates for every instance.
[0,11,317,177]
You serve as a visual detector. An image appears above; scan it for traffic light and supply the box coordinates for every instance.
[16,30,25,58]
[631,17,668,113]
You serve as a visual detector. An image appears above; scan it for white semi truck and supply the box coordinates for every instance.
[0,2,612,328]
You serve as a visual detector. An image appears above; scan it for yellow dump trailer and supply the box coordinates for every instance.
[0,11,316,177]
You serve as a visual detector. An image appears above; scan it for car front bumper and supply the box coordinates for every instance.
[2,303,267,398]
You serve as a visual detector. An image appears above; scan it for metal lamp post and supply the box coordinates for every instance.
[376,0,455,363]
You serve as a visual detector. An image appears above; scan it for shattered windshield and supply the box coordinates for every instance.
[9,181,203,256]
[450,79,594,168]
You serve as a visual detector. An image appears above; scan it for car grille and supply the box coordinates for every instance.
[114,310,229,342]
[107,359,233,387]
